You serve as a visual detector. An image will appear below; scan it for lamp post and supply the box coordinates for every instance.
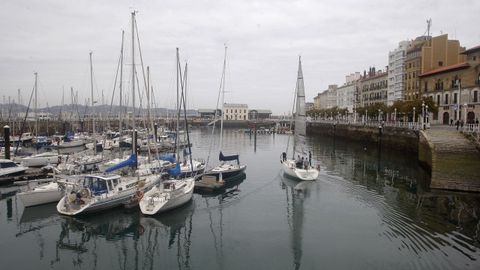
[394,108,397,123]
[413,107,416,124]
[426,104,429,128]
[456,79,461,121]
[365,109,367,123]
[464,103,467,125]
[378,109,381,122]
[422,101,425,130]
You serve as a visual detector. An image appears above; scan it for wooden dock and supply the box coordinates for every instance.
[194,176,225,192]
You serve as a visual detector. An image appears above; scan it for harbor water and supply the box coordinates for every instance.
[1,129,479,269]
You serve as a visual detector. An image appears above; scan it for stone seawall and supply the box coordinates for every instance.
[307,122,419,153]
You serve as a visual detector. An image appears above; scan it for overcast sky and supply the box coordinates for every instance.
[1,0,479,115]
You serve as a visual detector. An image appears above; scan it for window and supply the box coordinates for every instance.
[437,95,440,105]
[474,91,478,103]
[454,93,458,104]
[438,61,443,66]
[445,94,449,104]
[424,82,428,92]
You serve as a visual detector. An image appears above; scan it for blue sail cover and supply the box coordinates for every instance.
[105,154,137,173]
[64,131,75,142]
[159,153,176,163]
[219,151,239,162]
[167,163,181,177]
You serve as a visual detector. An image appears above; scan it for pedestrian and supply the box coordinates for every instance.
[308,151,312,166]
[476,119,479,127]
[461,120,464,129]
[456,120,460,130]
[282,152,287,162]
[450,119,453,126]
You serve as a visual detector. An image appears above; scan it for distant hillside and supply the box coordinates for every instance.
[0,103,198,118]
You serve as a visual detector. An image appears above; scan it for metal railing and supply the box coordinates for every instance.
[309,119,423,130]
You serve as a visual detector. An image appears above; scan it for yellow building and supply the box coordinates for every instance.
[419,45,480,124]
[405,34,466,101]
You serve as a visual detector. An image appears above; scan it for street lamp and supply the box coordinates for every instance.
[365,109,367,123]
[426,104,429,128]
[413,107,416,123]
[422,101,425,130]
[456,79,461,121]
[394,108,397,122]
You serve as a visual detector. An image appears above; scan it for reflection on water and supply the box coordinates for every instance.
[0,130,479,269]
[281,176,313,270]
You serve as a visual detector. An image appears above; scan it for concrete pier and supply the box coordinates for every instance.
[419,126,480,192]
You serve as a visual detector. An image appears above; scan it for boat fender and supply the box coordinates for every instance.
[135,190,144,200]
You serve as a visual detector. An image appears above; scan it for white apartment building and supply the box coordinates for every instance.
[223,103,248,120]
[388,40,409,105]
[337,73,360,113]
[326,85,338,109]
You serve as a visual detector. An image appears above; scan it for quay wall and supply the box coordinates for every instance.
[307,122,419,153]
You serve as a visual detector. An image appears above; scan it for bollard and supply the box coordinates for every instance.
[4,125,10,159]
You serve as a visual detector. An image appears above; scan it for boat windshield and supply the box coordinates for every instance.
[84,176,108,195]
[1,162,17,168]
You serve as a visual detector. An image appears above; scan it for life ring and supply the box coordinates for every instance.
[135,190,144,200]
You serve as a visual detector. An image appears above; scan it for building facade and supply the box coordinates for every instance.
[419,45,480,124]
[388,40,409,105]
[248,109,272,120]
[223,103,248,120]
[359,67,388,107]
[405,34,466,101]
[313,90,329,110]
[336,73,360,112]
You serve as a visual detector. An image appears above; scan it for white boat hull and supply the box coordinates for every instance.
[18,182,63,207]
[281,160,318,181]
[57,175,159,216]
[140,178,195,215]
[21,154,60,167]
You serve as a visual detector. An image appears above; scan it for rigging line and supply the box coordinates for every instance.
[134,17,149,102]
[180,62,195,175]
[14,81,35,155]
[108,51,122,120]
[205,46,227,170]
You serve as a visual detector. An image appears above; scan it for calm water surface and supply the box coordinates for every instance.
[1,129,479,270]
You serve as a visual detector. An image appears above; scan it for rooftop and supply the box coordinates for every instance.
[419,62,470,77]
[461,45,480,55]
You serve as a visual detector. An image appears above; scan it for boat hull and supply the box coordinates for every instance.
[281,160,318,181]
[205,165,247,181]
[18,187,63,207]
[140,179,194,215]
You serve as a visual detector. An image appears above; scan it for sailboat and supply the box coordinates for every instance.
[281,57,319,181]
[56,12,160,216]
[205,46,246,180]
[139,49,195,216]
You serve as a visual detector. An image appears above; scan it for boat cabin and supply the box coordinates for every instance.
[80,175,122,196]
[0,159,20,169]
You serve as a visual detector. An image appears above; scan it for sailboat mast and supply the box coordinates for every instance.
[34,72,38,137]
[175,48,181,157]
[131,11,136,156]
[90,51,96,155]
[119,30,124,133]
[219,46,227,150]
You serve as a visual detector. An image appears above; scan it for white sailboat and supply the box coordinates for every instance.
[57,12,160,216]
[281,57,319,181]
[139,49,195,215]
[18,181,64,207]
[205,46,246,180]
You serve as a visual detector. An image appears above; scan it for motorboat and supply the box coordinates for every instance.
[0,159,27,178]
